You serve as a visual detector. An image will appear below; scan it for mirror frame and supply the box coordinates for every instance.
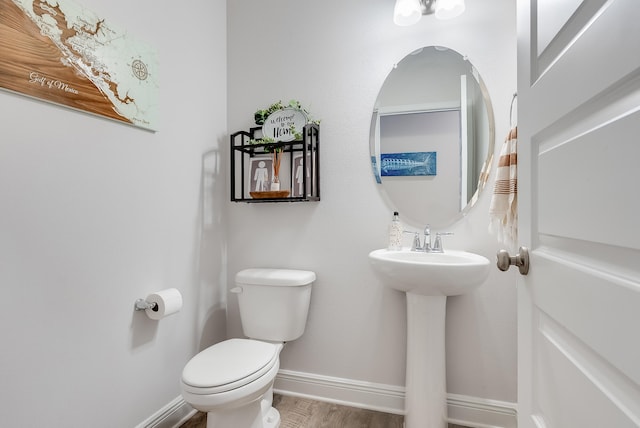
[369,46,495,229]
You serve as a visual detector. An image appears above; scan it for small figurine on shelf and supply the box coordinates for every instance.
[254,160,269,191]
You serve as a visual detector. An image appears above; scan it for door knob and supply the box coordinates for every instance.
[496,246,530,275]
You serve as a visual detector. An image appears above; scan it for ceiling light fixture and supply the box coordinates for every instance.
[393,0,465,26]
[434,0,466,20]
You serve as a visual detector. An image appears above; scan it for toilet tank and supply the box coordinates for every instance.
[234,268,315,342]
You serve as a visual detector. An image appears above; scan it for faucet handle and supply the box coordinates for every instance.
[411,233,421,251]
[432,232,454,253]
[403,231,422,251]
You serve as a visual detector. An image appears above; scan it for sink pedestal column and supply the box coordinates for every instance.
[404,293,447,428]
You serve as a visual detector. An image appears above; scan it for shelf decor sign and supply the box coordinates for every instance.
[0,0,159,131]
[262,108,309,142]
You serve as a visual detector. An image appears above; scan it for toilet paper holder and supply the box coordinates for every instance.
[134,298,158,312]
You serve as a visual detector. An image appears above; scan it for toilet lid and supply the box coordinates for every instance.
[182,339,279,393]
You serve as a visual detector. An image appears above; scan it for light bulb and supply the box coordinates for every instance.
[435,0,465,20]
[394,0,422,26]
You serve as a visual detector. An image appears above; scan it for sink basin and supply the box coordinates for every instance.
[368,248,490,296]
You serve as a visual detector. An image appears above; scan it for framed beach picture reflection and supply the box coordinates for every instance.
[380,151,436,177]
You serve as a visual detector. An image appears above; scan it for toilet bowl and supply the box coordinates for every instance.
[180,269,315,428]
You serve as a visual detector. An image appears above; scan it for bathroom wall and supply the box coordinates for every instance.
[227,0,517,414]
[0,0,227,426]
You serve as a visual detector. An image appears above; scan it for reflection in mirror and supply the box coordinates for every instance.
[370,46,495,229]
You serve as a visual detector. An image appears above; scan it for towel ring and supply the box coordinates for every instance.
[509,92,517,128]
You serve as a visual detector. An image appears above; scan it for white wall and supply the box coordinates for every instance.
[227,0,517,407]
[0,0,227,426]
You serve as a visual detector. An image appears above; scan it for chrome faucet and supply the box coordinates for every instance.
[423,225,432,252]
[408,224,453,253]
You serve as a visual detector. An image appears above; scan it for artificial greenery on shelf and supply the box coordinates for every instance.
[250,100,320,144]
[254,100,287,126]
[253,100,314,127]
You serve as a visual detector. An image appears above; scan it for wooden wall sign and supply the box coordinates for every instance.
[0,0,159,131]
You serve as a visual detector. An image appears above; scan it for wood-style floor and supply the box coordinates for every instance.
[179,394,469,428]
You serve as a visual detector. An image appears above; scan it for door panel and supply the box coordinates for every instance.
[533,250,640,386]
[526,0,640,131]
[535,311,640,427]
[536,0,582,56]
[536,0,608,72]
[537,111,640,249]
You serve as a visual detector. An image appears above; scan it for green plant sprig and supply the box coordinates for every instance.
[254,101,286,126]
[253,99,321,127]
[247,136,284,153]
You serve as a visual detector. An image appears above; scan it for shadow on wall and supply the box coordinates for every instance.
[198,305,227,350]
[130,310,160,348]
[129,297,222,352]
[126,149,228,351]
[196,149,228,351]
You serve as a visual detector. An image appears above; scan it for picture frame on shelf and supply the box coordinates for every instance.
[249,156,273,192]
[292,151,313,197]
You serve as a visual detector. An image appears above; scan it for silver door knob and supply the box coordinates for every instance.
[496,246,530,275]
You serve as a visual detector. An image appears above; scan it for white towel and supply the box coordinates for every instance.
[489,127,518,249]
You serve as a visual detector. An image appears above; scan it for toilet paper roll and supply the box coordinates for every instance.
[145,288,183,320]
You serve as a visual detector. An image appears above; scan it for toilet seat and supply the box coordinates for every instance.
[182,338,280,395]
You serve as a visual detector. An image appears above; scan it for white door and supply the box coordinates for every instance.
[517,0,640,427]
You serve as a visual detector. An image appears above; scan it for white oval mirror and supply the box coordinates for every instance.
[370,46,495,228]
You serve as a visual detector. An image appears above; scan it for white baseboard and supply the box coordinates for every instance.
[138,372,518,428]
[274,369,406,415]
[447,393,517,428]
[274,369,517,428]
[135,396,196,428]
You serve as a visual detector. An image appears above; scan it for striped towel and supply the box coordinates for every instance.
[489,127,518,248]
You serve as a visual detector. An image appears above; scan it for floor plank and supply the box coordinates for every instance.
[178,410,206,428]
[273,394,403,428]
[179,393,469,427]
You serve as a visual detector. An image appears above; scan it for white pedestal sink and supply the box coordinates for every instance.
[368,248,490,428]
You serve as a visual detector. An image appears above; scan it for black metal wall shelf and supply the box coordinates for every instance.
[230,123,320,203]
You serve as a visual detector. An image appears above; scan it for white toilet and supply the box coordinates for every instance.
[181,268,315,428]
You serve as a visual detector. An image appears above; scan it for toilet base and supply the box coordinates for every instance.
[263,407,281,428]
[205,397,280,428]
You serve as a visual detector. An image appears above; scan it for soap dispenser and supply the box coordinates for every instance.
[388,211,403,250]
